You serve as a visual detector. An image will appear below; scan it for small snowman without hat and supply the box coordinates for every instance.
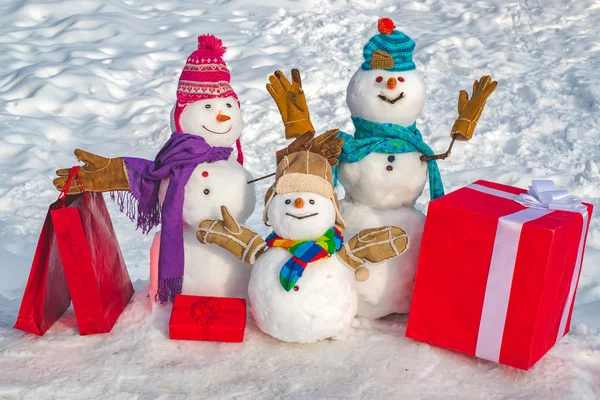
[197,148,409,343]
[267,18,497,319]
[54,34,257,303]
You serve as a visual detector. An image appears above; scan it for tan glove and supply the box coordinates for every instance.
[337,226,409,282]
[197,206,267,265]
[275,129,343,166]
[53,149,130,194]
[450,75,498,141]
[267,69,315,139]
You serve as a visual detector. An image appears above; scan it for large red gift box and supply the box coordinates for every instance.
[169,295,246,342]
[406,180,593,370]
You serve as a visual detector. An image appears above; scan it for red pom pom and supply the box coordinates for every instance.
[197,34,227,57]
[378,18,395,34]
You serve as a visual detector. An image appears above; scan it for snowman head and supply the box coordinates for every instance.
[178,97,242,147]
[267,192,336,241]
[347,69,426,127]
[347,18,425,127]
[173,35,244,152]
[264,151,346,238]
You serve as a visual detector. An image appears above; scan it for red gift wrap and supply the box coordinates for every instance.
[406,180,593,370]
[169,295,246,342]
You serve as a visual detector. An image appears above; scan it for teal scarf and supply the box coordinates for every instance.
[337,117,444,200]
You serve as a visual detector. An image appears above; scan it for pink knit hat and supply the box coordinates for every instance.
[174,35,243,164]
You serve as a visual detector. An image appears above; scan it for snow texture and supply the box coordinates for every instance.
[0,0,599,398]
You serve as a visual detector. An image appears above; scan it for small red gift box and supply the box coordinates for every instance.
[406,180,593,370]
[169,295,246,342]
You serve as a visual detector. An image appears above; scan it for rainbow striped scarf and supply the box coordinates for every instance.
[266,227,344,292]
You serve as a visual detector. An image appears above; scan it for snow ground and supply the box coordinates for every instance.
[0,0,599,398]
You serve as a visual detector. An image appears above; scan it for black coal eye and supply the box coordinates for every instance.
[205,104,211,109]
[204,189,210,195]
[309,199,315,205]
[226,103,232,108]
[285,199,291,205]
[388,155,395,163]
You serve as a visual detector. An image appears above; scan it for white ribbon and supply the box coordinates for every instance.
[515,180,587,213]
[466,181,589,363]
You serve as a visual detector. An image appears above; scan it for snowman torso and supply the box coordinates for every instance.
[248,248,357,343]
[182,159,254,298]
[337,151,427,210]
[159,158,255,298]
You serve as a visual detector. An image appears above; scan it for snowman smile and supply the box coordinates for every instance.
[378,92,405,104]
[285,212,319,220]
[202,125,232,135]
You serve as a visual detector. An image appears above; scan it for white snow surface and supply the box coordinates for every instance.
[1,0,599,398]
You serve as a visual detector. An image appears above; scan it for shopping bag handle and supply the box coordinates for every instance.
[58,166,89,204]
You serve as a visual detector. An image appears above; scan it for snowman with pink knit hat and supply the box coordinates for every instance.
[54,35,256,303]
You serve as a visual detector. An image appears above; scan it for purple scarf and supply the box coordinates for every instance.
[115,132,232,303]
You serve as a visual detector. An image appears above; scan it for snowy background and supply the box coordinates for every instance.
[1,0,599,398]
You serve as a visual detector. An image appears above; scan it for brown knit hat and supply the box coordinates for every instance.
[264,151,346,231]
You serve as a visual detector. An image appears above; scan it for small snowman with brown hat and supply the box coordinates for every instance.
[197,148,409,343]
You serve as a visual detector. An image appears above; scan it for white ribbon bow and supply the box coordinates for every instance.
[515,180,586,213]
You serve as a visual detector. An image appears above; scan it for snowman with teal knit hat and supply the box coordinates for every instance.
[268,18,497,319]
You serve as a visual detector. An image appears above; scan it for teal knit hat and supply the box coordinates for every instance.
[361,18,416,72]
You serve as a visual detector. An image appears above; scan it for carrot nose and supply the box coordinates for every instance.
[387,77,397,90]
[216,112,230,122]
[294,198,304,209]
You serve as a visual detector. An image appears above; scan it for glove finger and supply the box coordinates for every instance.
[274,70,292,91]
[472,79,479,96]
[482,80,498,98]
[458,90,469,113]
[53,177,67,190]
[293,131,316,149]
[56,168,71,177]
[481,75,492,88]
[291,69,302,88]
[328,158,339,167]
[322,147,342,161]
[327,137,344,149]
[266,83,281,99]
[478,76,491,93]
[74,149,107,170]
[314,129,340,146]
[221,206,242,234]
[268,75,284,94]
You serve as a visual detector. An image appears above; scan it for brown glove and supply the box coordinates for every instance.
[53,149,130,194]
[275,129,343,166]
[197,206,267,265]
[450,75,498,141]
[267,69,315,139]
[337,226,409,282]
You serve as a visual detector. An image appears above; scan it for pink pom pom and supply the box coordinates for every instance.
[197,34,227,57]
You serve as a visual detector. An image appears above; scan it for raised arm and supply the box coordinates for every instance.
[421,75,498,162]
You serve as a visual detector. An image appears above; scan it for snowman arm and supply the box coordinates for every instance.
[53,149,130,194]
[336,226,409,281]
[196,206,266,265]
[420,134,459,162]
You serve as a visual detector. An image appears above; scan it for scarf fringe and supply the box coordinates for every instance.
[111,191,162,234]
[156,276,183,304]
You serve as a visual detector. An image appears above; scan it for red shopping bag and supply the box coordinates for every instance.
[14,167,134,335]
